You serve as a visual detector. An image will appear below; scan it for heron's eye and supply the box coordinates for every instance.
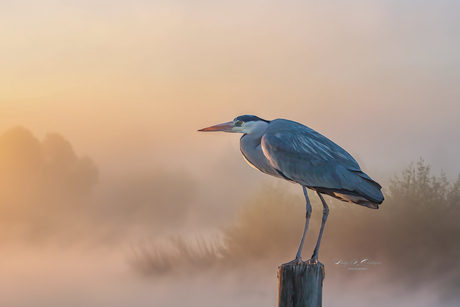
[237,120,243,126]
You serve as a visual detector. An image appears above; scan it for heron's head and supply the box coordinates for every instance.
[198,115,270,134]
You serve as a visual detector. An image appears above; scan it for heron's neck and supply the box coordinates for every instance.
[245,121,269,137]
[240,121,269,146]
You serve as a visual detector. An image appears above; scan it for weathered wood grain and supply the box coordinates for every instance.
[277,262,325,307]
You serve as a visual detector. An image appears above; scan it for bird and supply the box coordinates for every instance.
[198,115,384,265]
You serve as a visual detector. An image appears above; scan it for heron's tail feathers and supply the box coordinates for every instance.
[332,192,381,209]
[313,170,384,209]
[340,168,384,207]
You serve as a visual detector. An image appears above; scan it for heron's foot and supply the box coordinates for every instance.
[304,257,324,267]
[282,257,303,265]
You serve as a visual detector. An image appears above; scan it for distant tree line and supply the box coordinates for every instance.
[389,158,460,208]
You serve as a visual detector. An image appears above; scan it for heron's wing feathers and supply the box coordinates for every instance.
[261,119,383,205]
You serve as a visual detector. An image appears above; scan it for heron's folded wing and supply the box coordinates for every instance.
[260,120,375,192]
[262,135,339,189]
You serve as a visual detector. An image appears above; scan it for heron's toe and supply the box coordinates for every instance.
[305,258,324,267]
[282,257,303,265]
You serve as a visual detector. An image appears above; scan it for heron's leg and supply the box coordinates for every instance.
[284,186,312,264]
[296,186,312,259]
[309,192,329,263]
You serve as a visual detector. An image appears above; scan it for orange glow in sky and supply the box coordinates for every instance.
[1,1,460,306]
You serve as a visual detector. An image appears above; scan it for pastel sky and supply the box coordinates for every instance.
[1,2,460,306]
[2,0,460,180]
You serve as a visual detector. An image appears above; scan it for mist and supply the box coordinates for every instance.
[1,126,459,306]
[130,168,460,306]
[2,0,460,306]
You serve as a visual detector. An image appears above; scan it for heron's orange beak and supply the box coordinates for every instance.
[198,121,234,132]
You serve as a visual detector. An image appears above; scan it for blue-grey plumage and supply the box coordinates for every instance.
[199,115,384,263]
[261,119,384,208]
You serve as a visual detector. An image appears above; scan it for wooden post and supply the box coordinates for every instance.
[277,262,325,307]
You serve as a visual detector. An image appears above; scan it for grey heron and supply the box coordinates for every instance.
[198,115,384,264]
